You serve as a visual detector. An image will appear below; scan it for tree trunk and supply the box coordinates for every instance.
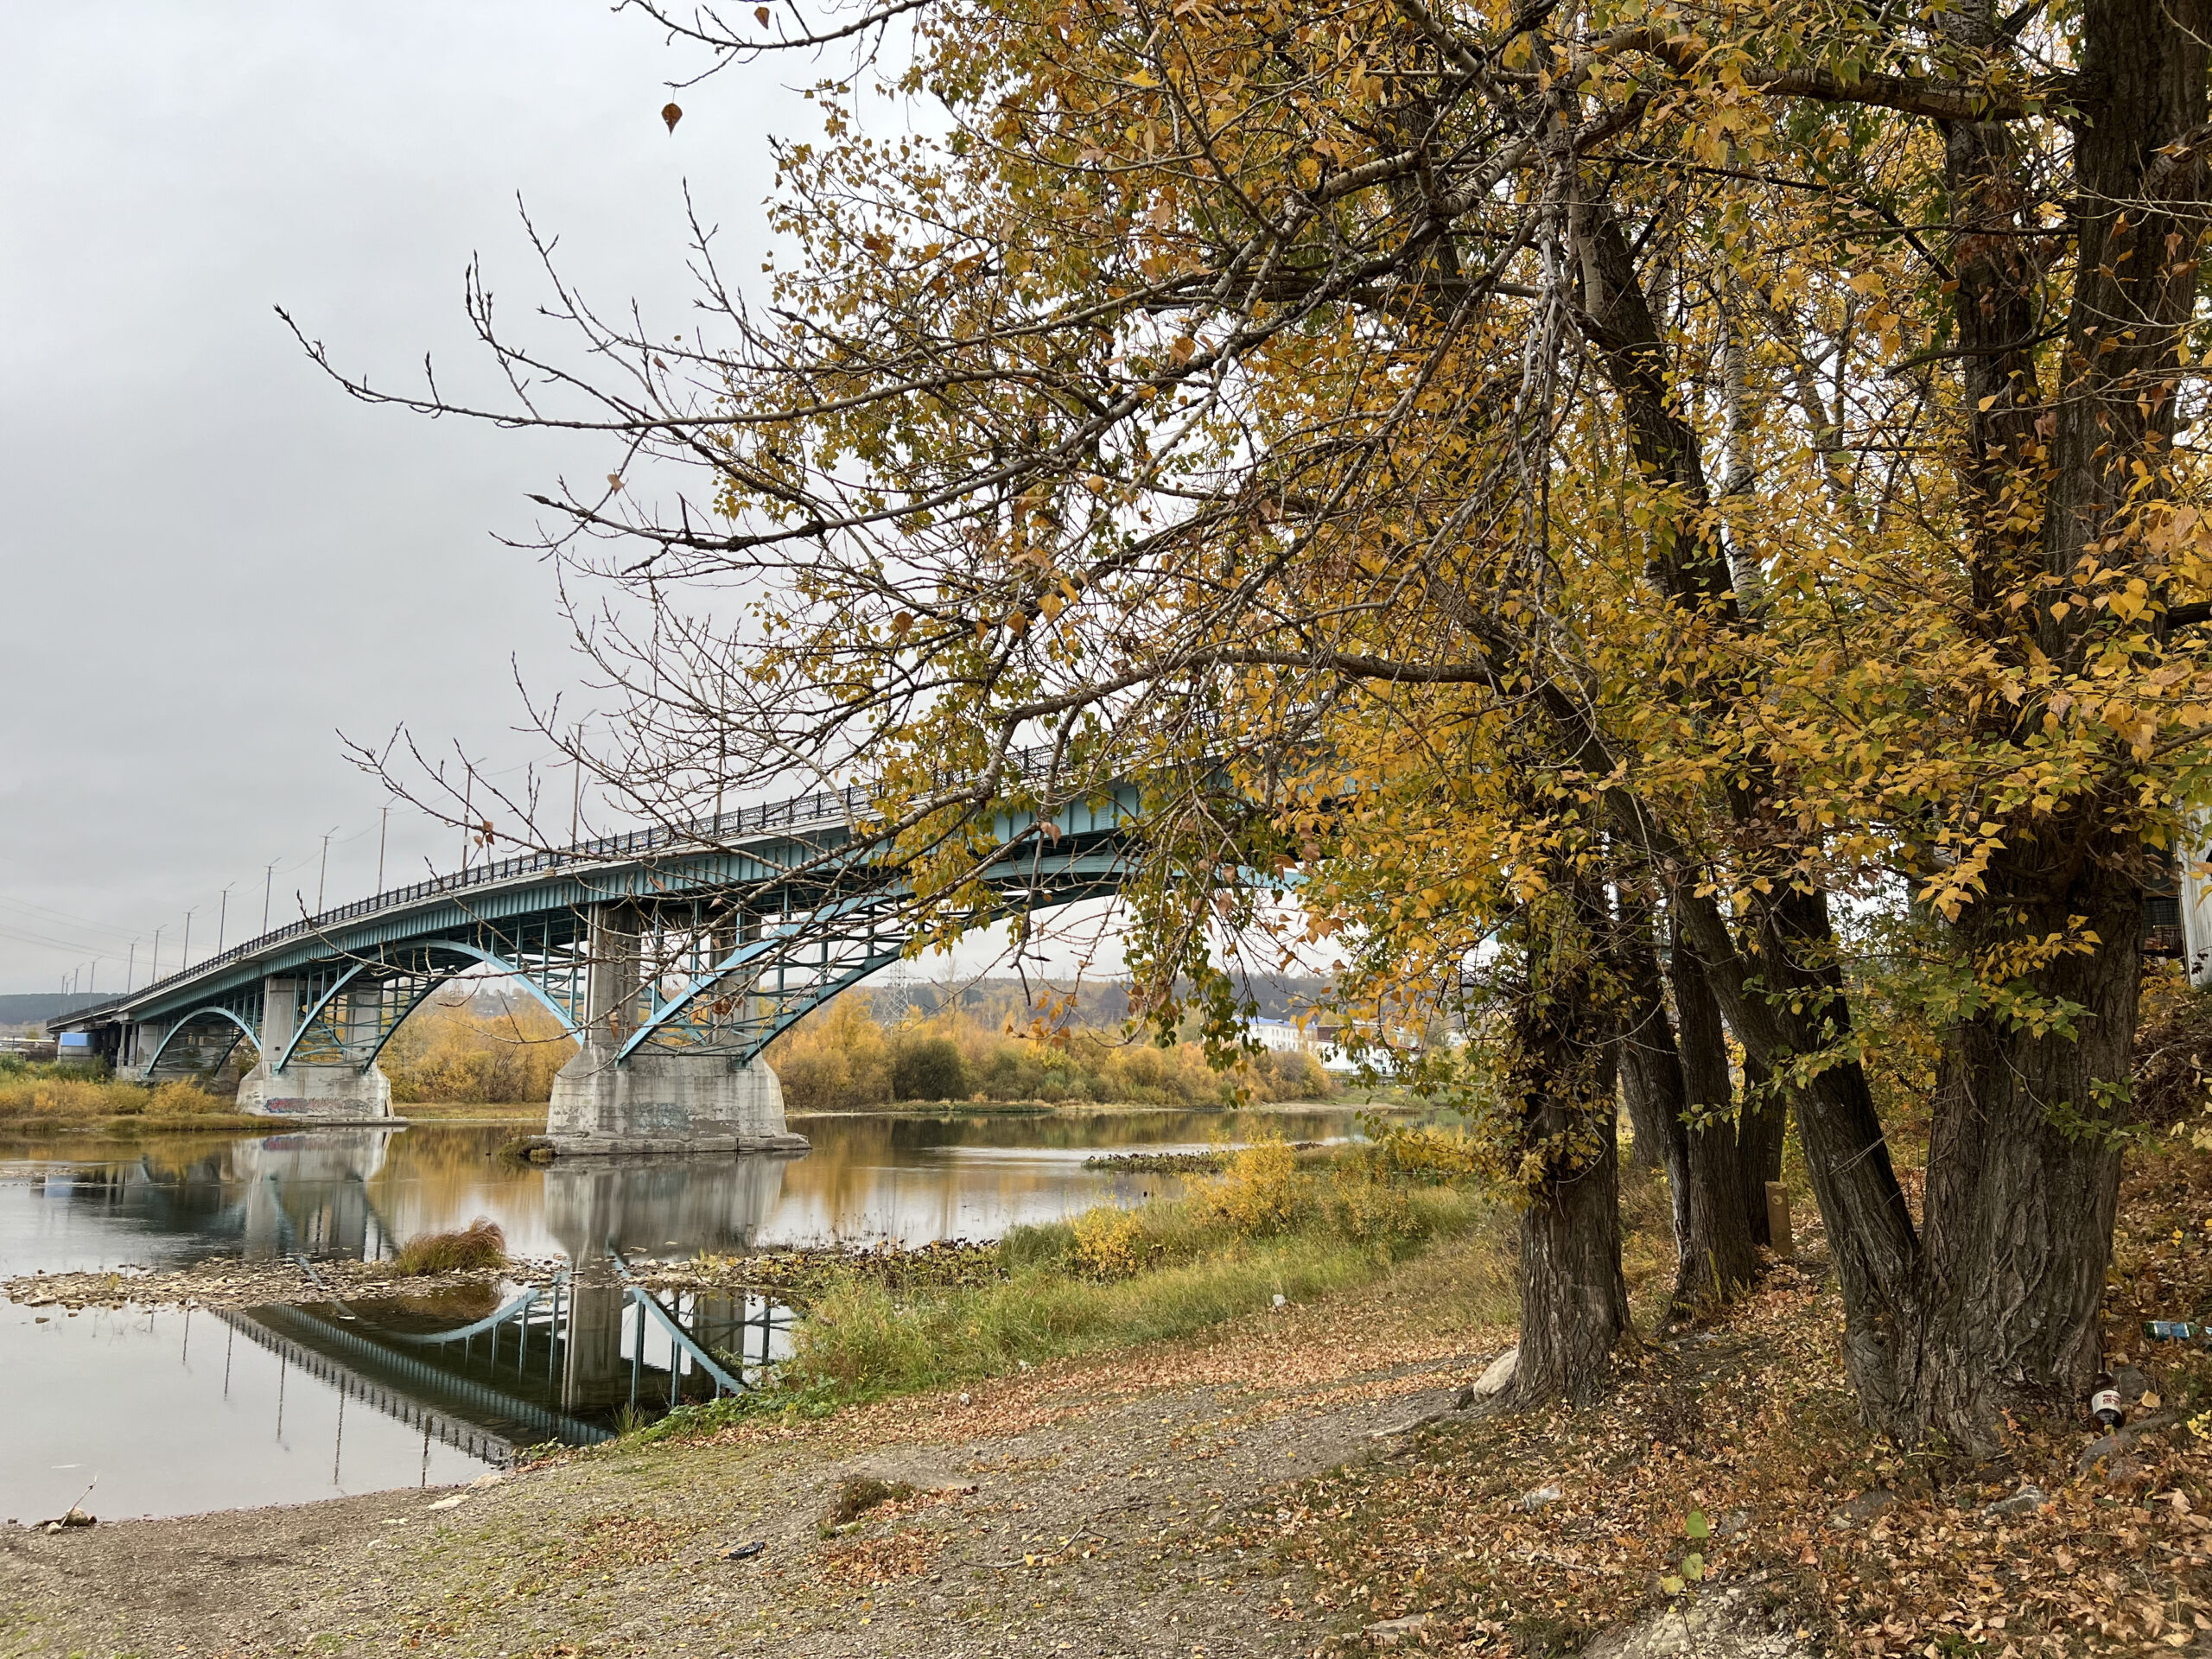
[1618,1044,1672,1176]
[1670,933,1760,1304]
[1905,830,2145,1434]
[1509,901,1630,1405]
[1671,883,1923,1426]
[1573,0,2206,1442]
[1615,904,1690,1252]
[1885,0,2202,1446]
[1516,1097,1630,1405]
[1737,1055,1785,1248]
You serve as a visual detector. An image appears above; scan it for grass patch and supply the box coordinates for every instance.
[393,1217,508,1275]
[0,1072,236,1126]
[785,1134,1497,1402]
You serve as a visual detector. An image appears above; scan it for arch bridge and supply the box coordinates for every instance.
[53,761,1141,1152]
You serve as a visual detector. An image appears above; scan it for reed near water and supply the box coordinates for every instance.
[392,1217,508,1276]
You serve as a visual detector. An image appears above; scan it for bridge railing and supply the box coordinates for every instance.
[65,743,1083,1022]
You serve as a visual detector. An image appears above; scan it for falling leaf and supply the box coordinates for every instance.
[755,4,771,22]
[607,474,625,492]
[661,102,683,133]
[1685,1509,1709,1541]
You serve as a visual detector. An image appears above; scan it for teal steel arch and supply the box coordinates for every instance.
[275,941,588,1075]
[354,941,588,1066]
[608,873,1119,1063]
[271,961,374,1071]
[612,893,901,1062]
[141,1005,262,1075]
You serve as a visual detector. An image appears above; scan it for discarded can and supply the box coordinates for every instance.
[2089,1370,2125,1430]
[2144,1320,2202,1342]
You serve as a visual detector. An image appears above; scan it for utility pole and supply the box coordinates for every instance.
[376,805,389,893]
[216,885,232,955]
[571,734,583,847]
[87,960,96,995]
[126,939,137,992]
[150,926,162,982]
[461,771,474,874]
[181,908,195,973]
[263,860,279,933]
[316,827,338,913]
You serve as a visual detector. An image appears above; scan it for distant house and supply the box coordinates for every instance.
[1247,1017,1309,1055]
[1242,1013,1426,1076]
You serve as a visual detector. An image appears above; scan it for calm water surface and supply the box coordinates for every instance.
[0,1107,1357,1521]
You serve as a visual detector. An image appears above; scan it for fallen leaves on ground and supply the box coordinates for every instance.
[1231,1146,2212,1656]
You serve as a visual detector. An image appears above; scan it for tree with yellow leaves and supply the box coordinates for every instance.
[319,0,2212,1444]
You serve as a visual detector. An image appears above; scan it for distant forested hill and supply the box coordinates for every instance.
[0,993,109,1029]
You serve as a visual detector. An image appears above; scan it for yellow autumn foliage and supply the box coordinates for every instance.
[382,997,573,1104]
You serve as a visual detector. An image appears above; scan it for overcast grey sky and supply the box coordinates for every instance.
[0,3,818,993]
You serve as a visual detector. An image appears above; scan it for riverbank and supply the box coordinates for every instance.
[1,1237,1011,1314]
[0,1228,1522,1659]
[8,1147,2207,1656]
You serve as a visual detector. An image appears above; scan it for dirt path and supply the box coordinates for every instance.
[0,1281,1510,1659]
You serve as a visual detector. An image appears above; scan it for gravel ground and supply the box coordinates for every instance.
[0,1285,1509,1659]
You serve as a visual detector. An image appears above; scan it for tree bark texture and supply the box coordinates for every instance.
[1510,910,1630,1406]
[1738,1055,1785,1249]
[1910,851,2143,1432]
[1669,931,1760,1304]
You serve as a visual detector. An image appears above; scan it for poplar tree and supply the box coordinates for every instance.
[320,0,2212,1440]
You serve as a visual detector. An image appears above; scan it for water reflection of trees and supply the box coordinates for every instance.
[9,1107,1369,1268]
[4,1131,402,1263]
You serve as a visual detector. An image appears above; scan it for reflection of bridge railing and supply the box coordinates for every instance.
[219,1305,613,1464]
[382,1277,754,1406]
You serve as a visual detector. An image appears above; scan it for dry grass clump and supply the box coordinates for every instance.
[0,1073,229,1122]
[822,1475,918,1531]
[392,1217,508,1275]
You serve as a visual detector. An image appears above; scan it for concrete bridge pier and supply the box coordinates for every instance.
[547,904,806,1156]
[235,977,394,1120]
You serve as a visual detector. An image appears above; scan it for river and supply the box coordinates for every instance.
[0,1106,1362,1522]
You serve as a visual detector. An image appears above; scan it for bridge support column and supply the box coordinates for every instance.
[235,976,394,1121]
[114,1020,156,1081]
[546,904,805,1156]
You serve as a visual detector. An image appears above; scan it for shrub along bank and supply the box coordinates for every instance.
[0,1058,245,1128]
[768,994,1336,1111]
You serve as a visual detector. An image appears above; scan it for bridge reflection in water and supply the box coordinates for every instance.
[196,1147,802,1466]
